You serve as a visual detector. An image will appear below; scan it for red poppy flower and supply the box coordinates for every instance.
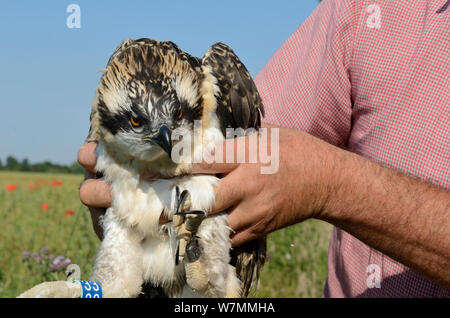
[28,183,35,190]
[42,203,50,211]
[52,180,63,187]
[5,184,17,192]
[65,210,76,217]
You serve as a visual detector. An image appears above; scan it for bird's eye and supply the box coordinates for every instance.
[177,109,183,120]
[130,117,141,128]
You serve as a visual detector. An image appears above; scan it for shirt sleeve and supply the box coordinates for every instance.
[254,0,362,148]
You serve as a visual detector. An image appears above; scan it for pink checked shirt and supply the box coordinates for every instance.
[254,0,449,297]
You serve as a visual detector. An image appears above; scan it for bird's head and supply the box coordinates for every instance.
[89,39,204,164]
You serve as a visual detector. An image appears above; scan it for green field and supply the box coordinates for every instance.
[0,171,331,298]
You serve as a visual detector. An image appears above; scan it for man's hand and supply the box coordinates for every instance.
[192,127,335,246]
[194,126,450,289]
[78,142,112,240]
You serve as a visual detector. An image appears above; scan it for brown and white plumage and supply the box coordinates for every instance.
[19,38,266,298]
[202,42,265,134]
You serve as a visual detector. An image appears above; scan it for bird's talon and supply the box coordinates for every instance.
[173,188,207,266]
[186,238,202,263]
[174,210,205,216]
[175,241,180,265]
[175,188,191,214]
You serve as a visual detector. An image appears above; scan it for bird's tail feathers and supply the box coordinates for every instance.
[231,238,267,297]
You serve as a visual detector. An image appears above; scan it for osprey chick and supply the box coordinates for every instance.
[19,38,266,298]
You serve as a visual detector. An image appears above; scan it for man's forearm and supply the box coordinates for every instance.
[317,146,450,289]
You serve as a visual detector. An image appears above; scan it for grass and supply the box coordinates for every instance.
[0,171,331,298]
[257,219,331,297]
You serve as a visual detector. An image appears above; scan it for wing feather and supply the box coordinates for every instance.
[202,43,267,296]
[202,42,265,134]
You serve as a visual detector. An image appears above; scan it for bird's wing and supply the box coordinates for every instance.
[202,43,267,297]
[202,43,265,135]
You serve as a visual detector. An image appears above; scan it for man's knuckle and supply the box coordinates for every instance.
[199,161,214,172]
[78,181,92,206]
[78,142,98,171]
[77,145,86,165]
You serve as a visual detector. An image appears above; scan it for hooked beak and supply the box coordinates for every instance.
[152,125,172,158]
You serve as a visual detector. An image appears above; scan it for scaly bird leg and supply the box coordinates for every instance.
[173,187,208,293]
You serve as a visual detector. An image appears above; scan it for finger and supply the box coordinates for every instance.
[226,203,271,246]
[140,171,162,181]
[226,206,249,233]
[192,138,244,175]
[192,161,239,175]
[79,178,112,208]
[209,173,244,214]
[78,142,98,173]
[230,230,259,247]
[224,203,259,234]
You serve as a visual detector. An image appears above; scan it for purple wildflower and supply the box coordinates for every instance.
[64,258,71,267]
[32,253,40,262]
[53,256,64,266]
[40,247,49,254]
[22,251,31,260]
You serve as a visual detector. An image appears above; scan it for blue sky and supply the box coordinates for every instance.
[0,0,319,165]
